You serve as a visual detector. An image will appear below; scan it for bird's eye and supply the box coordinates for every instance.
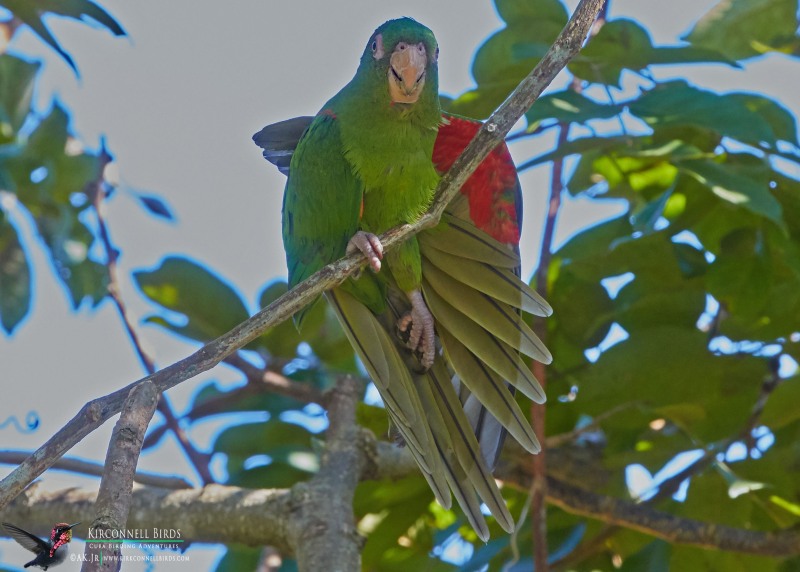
[371,34,384,59]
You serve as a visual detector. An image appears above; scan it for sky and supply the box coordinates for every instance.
[1,0,798,569]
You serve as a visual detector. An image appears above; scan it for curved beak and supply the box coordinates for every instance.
[388,42,427,104]
[66,522,81,530]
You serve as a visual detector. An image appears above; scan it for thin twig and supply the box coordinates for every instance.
[529,120,570,571]
[224,353,328,407]
[0,0,607,511]
[89,149,214,485]
[545,402,635,448]
[0,451,191,490]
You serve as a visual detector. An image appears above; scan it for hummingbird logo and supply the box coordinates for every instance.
[2,521,80,570]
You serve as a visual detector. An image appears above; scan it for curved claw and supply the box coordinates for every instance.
[347,231,384,273]
[398,289,436,369]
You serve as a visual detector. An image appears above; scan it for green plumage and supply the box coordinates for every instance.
[274,18,553,540]
[284,19,440,314]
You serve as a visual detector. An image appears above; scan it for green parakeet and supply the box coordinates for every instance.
[254,17,552,540]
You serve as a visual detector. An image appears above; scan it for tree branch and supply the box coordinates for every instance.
[3,442,798,559]
[543,477,800,557]
[81,381,158,572]
[0,0,607,511]
[287,376,364,571]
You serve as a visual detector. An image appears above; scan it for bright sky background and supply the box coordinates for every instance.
[1,0,798,569]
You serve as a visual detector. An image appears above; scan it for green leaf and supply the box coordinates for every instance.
[629,81,777,147]
[0,212,31,333]
[214,546,261,572]
[520,135,631,173]
[773,174,800,239]
[646,45,740,67]
[670,546,780,572]
[683,0,800,61]
[185,380,300,421]
[678,158,783,226]
[548,264,614,348]
[134,256,250,342]
[0,0,126,73]
[494,0,568,27]
[0,55,40,142]
[447,2,565,118]
[213,420,311,456]
[714,462,768,499]
[727,93,799,147]
[619,540,671,572]
[569,19,654,86]
[706,227,772,319]
[525,89,621,128]
[761,375,800,429]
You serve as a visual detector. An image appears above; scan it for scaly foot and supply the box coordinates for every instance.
[347,231,383,273]
[398,289,435,369]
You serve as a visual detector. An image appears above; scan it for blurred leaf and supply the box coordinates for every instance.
[142,422,168,451]
[678,158,782,226]
[670,545,780,572]
[548,264,614,348]
[213,419,311,457]
[525,89,621,128]
[683,0,800,61]
[447,0,565,117]
[0,0,126,73]
[727,93,800,147]
[0,212,31,333]
[569,19,654,86]
[186,380,300,421]
[714,462,768,499]
[356,402,390,439]
[253,280,356,371]
[706,227,772,318]
[494,0,568,26]
[135,193,174,220]
[0,55,40,141]
[647,45,740,67]
[214,546,261,572]
[134,256,249,342]
[629,81,777,146]
[228,462,313,489]
[619,540,671,572]
[761,375,800,429]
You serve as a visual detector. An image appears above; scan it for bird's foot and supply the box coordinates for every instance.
[398,289,435,369]
[347,231,383,273]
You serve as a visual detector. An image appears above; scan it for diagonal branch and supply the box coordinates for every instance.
[0,0,606,511]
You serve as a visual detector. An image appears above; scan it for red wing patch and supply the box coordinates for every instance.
[433,115,520,244]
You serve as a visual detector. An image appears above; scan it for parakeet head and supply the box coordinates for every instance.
[358,18,439,107]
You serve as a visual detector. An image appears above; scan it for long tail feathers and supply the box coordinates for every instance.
[324,214,550,539]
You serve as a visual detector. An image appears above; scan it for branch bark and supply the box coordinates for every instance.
[0,0,607,512]
[81,381,158,571]
[286,376,364,571]
[3,442,798,559]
